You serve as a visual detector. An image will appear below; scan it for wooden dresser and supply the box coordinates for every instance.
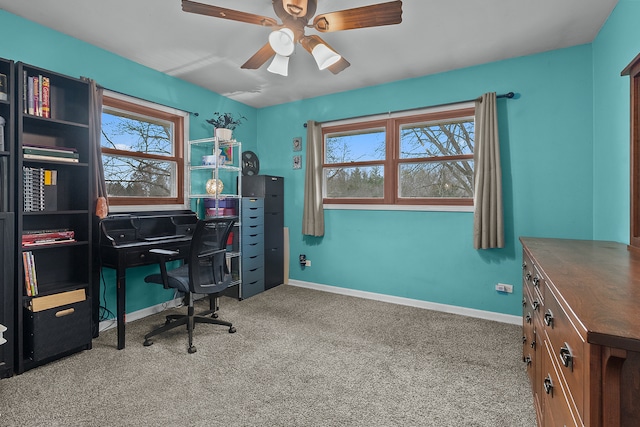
[520,238,640,427]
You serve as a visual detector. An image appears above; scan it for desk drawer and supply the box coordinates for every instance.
[124,244,188,267]
[242,265,264,284]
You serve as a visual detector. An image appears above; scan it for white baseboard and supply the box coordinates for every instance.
[99,281,522,331]
[287,280,522,325]
[99,297,184,332]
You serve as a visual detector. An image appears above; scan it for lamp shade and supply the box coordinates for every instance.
[267,54,290,76]
[268,28,295,57]
[311,43,341,70]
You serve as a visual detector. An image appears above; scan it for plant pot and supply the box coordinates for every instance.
[215,128,233,141]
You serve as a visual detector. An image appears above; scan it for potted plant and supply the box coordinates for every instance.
[206,112,246,141]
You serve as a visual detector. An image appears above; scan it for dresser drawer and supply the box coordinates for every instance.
[543,339,582,426]
[242,231,263,246]
[543,284,585,422]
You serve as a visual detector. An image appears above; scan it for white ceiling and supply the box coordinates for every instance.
[0,0,618,108]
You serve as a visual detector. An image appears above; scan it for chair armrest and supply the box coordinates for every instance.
[148,249,180,289]
[149,248,180,256]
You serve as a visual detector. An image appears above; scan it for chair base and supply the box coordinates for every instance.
[143,312,236,352]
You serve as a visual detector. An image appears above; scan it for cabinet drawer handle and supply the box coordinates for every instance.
[522,298,527,307]
[522,262,527,270]
[543,375,554,396]
[525,313,532,324]
[530,338,536,350]
[525,272,532,281]
[544,309,554,328]
[55,308,75,317]
[522,336,527,344]
[560,343,573,370]
[523,355,532,366]
[532,276,540,287]
[532,300,540,311]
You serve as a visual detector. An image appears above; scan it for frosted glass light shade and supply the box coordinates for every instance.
[311,43,341,70]
[268,28,295,56]
[267,54,290,76]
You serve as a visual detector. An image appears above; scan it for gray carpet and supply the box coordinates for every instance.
[0,285,535,426]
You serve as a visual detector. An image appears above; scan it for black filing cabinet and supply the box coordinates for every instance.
[242,175,284,290]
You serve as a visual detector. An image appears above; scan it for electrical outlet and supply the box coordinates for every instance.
[495,283,513,293]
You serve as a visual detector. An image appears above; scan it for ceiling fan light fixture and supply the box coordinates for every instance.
[268,28,295,56]
[267,54,290,76]
[311,43,341,70]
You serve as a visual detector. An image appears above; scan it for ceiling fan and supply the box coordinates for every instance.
[181,0,403,76]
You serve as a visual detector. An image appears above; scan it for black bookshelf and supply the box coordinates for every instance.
[14,62,93,373]
[0,57,15,378]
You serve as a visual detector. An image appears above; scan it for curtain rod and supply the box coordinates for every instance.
[97,84,199,116]
[303,91,515,127]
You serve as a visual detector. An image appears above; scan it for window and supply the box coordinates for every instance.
[322,106,475,206]
[101,94,185,207]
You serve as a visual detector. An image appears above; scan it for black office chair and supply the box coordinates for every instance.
[143,217,237,353]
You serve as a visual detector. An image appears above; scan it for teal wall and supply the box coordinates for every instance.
[592,0,640,242]
[259,45,594,316]
[1,2,634,319]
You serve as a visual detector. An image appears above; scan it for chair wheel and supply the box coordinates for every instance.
[188,345,197,353]
[229,326,236,333]
[143,339,153,346]
[212,313,218,318]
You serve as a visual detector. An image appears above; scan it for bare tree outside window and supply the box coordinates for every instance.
[100,94,184,207]
[322,108,474,205]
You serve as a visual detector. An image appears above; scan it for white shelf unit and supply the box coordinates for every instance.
[187,136,242,291]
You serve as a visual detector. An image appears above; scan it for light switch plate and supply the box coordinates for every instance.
[293,137,302,151]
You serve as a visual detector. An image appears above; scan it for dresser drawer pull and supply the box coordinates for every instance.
[526,313,532,324]
[543,375,554,396]
[532,300,540,311]
[530,338,536,350]
[544,309,554,328]
[559,343,573,370]
[523,355,532,366]
[522,336,527,344]
[522,262,527,270]
[525,272,532,281]
[522,298,526,307]
[532,276,540,287]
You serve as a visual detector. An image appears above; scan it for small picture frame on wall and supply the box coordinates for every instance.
[293,137,302,151]
[293,155,302,169]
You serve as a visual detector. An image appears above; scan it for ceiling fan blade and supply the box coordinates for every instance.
[327,57,350,75]
[182,0,279,27]
[312,0,402,32]
[241,43,276,69]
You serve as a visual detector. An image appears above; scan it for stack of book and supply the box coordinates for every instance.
[23,144,79,163]
[22,228,75,247]
[22,251,39,296]
[22,72,50,118]
[23,166,57,212]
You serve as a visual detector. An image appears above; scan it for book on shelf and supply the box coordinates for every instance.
[23,71,51,118]
[0,73,7,101]
[22,166,57,212]
[23,144,79,163]
[22,228,75,246]
[22,251,38,296]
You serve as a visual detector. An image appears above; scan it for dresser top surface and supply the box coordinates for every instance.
[520,237,640,351]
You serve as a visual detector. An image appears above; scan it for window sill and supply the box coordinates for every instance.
[323,204,474,212]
